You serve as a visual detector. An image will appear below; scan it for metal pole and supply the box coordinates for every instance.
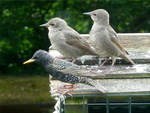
[83,97,86,113]
[106,96,109,113]
[128,96,132,113]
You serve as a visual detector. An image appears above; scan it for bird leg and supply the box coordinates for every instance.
[61,87,77,96]
[109,60,116,72]
[108,57,116,73]
[98,58,109,69]
[72,59,76,63]
[100,57,116,74]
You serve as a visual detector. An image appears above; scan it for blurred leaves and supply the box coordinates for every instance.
[0,0,149,74]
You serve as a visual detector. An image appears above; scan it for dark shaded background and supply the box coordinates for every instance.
[0,0,149,75]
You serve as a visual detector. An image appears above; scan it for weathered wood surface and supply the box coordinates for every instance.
[50,78,150,96]
[49,33,150,97]
[50,64,150,97]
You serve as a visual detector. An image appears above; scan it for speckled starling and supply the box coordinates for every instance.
[40,17,98,63]
[83,9,135,71]
[23,50,107,93]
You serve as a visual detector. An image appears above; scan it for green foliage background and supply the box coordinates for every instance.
[0,0,149,75]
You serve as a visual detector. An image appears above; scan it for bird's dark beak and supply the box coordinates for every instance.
[40,23,48,27]
[83,12,91,16]
[23,59,35,65]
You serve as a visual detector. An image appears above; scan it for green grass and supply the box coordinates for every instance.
[0,75,55,105]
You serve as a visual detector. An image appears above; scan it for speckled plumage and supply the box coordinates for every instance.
[40,17,98,62]
[84,9,135,71]
[23,50,107,93]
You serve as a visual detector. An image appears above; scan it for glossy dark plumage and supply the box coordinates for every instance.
[23,50,107,93]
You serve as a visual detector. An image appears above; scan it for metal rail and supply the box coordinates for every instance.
[61,93,150,113]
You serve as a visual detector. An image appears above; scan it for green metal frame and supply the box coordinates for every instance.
[60,94,150,113]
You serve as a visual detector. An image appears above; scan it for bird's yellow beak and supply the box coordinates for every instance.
[23,59,35,65]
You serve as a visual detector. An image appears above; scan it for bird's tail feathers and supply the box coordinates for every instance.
[87,78,107,93]
[120,54,135,65]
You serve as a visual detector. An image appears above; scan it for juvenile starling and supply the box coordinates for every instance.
[40,17,98,63]
[23,50,107,93]
[83,9,135,71]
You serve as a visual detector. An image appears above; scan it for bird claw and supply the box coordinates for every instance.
[61,92,73,97]
[57,87,76,96]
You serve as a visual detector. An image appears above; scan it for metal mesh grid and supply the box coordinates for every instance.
[60,94,150,113]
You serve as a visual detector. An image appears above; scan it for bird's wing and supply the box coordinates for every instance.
[52,59,101,77]
[108,28,129,55]
[62,30,97,55]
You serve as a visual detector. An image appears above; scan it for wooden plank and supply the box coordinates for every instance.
[50,78,150,97]
[49,63,150,97]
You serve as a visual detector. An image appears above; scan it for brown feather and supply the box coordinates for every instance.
[108,28,129,55]
[63,30,98,55]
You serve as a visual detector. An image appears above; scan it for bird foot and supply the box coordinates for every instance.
[61,92,73,97]
[58,87,76,96]
[56,90,72,96]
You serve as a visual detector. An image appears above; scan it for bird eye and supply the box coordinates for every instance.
[50,23,55,26]
[93,14,96,16]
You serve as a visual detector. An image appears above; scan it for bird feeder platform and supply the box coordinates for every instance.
[49,33,150,97]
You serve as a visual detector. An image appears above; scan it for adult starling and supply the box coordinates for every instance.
[40,17,98,63]
[83,9,135,71]
[23,50,107,94]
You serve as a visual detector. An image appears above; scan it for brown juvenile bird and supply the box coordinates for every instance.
[23,50,107,94]
[83,9,135,71]
[40,17,98,63]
